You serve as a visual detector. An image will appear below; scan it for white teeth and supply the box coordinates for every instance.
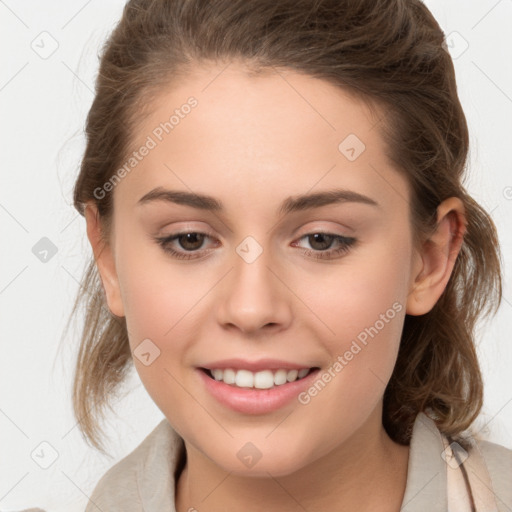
[208,367,312,389]
[223,368,236,384]
[254,370,274,389]
[286,369,298,382]
[274,369,288,385]
[235,369,254,388]
[212,369,223,381]
[298,368,309,379]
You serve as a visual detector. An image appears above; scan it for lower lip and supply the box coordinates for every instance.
[197,368,321,415]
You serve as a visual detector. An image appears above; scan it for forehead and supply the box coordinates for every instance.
[115,63,409,216]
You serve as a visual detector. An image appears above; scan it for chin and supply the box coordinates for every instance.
[201,439,316,478]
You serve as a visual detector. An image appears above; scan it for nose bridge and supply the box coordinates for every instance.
[217,235,291,333]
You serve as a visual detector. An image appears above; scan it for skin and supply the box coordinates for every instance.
[85,62,466,511]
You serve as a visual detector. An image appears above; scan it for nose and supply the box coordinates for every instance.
[216,243,292,336]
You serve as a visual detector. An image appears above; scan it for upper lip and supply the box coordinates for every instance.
[199,358,317,372]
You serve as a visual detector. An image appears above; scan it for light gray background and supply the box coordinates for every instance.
[1,0,511,510]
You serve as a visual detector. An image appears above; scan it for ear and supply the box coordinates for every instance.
[406,197,467,316]
[84,202,125,318]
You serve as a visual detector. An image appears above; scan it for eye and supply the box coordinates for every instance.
[291,232,356,260]
[154,231,357,261]
[155,231,218,260]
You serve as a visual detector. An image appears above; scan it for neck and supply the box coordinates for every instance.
[175,407,410,512]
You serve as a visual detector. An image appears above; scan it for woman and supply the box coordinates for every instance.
[67,0,512,510]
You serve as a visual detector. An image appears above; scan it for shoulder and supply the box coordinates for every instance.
[473,437,512,507]
[401,412,512,511]
[476,437,512,470]
[84,419,180,512]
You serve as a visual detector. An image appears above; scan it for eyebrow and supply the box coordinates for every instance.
[137,186,380,215]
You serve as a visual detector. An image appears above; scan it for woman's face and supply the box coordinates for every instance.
[99,62,423,476]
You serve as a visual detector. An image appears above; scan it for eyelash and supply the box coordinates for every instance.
[154,231,357,261]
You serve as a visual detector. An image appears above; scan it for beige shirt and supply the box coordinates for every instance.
[83,412,512,511]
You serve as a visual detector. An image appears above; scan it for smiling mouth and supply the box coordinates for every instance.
[200,367,319,389]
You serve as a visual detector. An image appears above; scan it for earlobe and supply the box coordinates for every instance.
[406,197,467,316]
[84,202,125,318]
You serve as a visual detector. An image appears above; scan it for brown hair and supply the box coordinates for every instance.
[67,0,502,453]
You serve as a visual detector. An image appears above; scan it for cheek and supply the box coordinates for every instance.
[295,235,411,394]
[115,252,204,418]
[114,240,200,389]
[115,232,202,340]
[284,247,410,459]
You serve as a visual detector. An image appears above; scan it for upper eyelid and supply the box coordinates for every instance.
[161,228,352,238]
[160,219,354,237]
